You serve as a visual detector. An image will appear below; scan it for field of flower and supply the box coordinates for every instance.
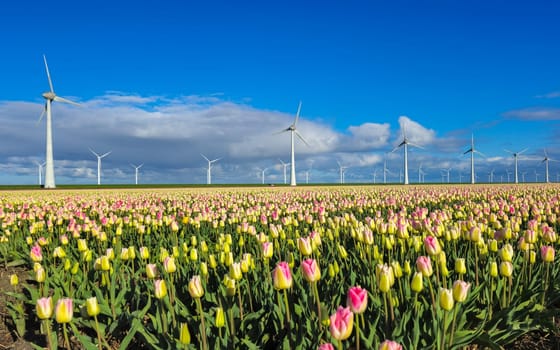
[0,185,559,350]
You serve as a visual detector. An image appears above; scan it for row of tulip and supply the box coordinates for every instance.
[0,185,559,349]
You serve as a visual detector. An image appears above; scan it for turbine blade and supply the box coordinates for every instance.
[43,55,54,93]
[101,151,112,158]
[200,154,210,162]
[89,148,100,157]
[37,105,46,125]
[294,101,302,126]
[295,130,310,146]
[273,128,290,135]
[408,141,424,150]
[518,148,528,154]
[53,96,80,106]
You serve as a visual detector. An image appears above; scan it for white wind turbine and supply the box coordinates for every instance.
[337,161,348,184]
[392,122,423,185]
[257,167,269,185]
[39,55,80,188]
[383,158,390,184]
[279,159,290,185]
[201,154,221,185]
[441,167,452,183]
[130,163,143,185]
[89,148,111,185]
[541,149,558,183]
[276,102,309,186]
[463,134,484,184]
[505,148,527,184]
[34,161,46,186]
[305,160,314,184]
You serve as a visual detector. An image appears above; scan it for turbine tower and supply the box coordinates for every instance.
[201,154,221,185]
[463,134,484,184]
[40,55,80,188]
[505,148,527,184]
[279,159,290,185]
[337,161,348,184]
[392,122,422,185]
[257,167,269,185]
[90,148,111,185]
[441,167,452,183]
[277,102,309,186]
[130,163,143,185]
[542,149,557,183]
[34,161,46,186]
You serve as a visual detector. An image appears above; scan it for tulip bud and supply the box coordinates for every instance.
[301,258,321,283]
[229,262,243,280]
[154,279,167,299]
[416,256,433,277]
[455,258,466,275]
[541,245,555,263]
[30,244,42,262]
[146,263,158,279]
[439,288,454,311]
[179,322,191,345]
[489,261,498,277]
[347,286,367,314]
[452,280,471,303]
[10,274,18,286]
[224,276,236,296]
[140,246,150,260]
[77,239,88,252]
[499,243,514,262]
[298,237,313,256]
[55,298,73,323]
[36,297,53,320]
[215,307,225,328]
[36,266,46,283]
[379,340,403,350]
[329,306,353,340]
[188,275,204,298]
[499,261,513,277]
[424,235,442,256]
[163,256,177,274]
[272,261,293,290]
[200,262,208,276]
[411,272,423,293]
[86,297,100,317]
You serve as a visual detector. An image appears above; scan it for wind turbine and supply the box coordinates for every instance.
[34,161,46,186]
[278,159,290,185]
[541,149,558,183]
[276,101,309,186]
[373,168,379,184]
[488,169,495,183]
[130,163,143,185]
[383,158,390,184]
[201,154,221,185]
[441,167,452,183]
[505,148,527,184]
[463,134,484,184]
[392,122,423,185]
[39,55,80,188]
[257,167,269,185]
[305,160,314,184]
[90,148,111,185]
[337,161,348,184]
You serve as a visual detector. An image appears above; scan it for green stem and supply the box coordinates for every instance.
[62,323,70,350]
[283,289,291,324]
[94,315,103,350]
[312,282,322,325]
[159,299,168,335]
[355,313,360,350]
[43,319,53,350]
[441,310,448,350]
[196,298,208,350]
[449,304,458,348]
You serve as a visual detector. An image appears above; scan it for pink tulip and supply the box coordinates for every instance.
[317,343,335,350]
[272,261,293,290]
[301,258,321,283]
[424,235,441,256]
[416,256,433,277]
[347,286,367,313]
[30,244,42,262]
[329,306,353,340]
[541,245,555,263]
[379,339,403,350]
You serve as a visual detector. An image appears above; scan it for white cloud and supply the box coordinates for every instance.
[503,107,560,121]
[397,116,436,146]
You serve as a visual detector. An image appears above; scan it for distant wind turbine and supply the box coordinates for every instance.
[90,148,111,185]
[34,161,46,186]
[201,154,221,185]
[337,161,348,184]
[542,149,558,183]
[39,55,80,188]
[276,101,309,186]
[279,159,290,185]
[383,158,390,184]
[505,148,527,184]
[441,167,452,183]
[463,134,484,184]
[130,163,143,185]
[257,167,269,185]
[392,121,423,185]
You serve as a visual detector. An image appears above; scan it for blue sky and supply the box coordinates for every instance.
[1,0,560,185]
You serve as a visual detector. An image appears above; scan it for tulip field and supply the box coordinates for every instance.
[1,185,559,349]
